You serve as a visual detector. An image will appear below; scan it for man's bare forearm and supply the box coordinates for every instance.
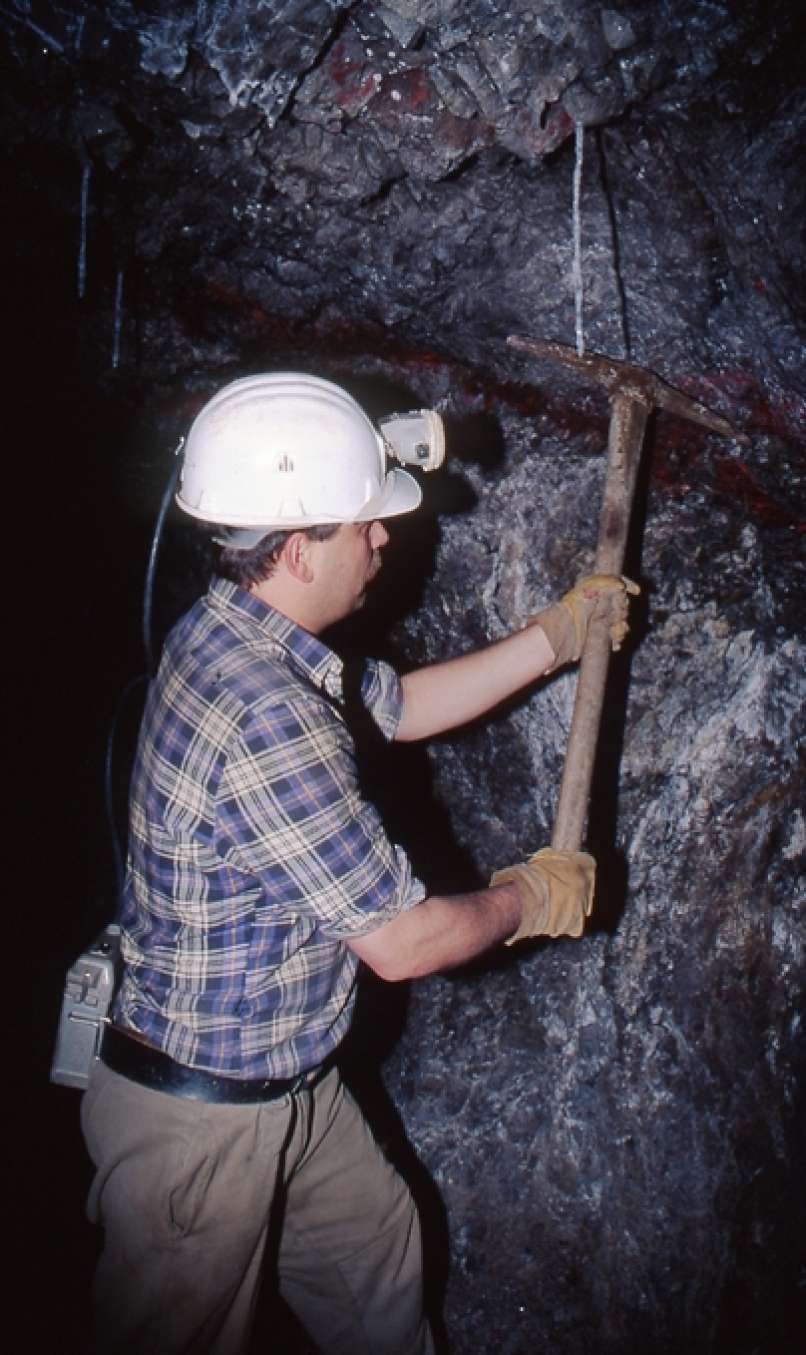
[396,624,555,742]
[346,883,522,981]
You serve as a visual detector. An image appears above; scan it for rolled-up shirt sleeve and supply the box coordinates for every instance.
[360,657,404,741]
[216,683,426,940]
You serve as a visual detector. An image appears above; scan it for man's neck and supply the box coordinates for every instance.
[249,576,325,636]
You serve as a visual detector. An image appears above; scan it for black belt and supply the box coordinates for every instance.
[101,1025,326,1105]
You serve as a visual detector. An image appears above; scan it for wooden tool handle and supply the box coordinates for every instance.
[550,393,649,852]
[551,619,614,850]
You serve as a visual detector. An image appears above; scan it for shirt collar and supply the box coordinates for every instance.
[207,576,344,699]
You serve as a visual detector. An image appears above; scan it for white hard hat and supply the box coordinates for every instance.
[175,372,422,536]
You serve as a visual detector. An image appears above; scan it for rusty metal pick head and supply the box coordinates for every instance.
[508,335,750,444]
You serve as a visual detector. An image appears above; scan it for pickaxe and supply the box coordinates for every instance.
[507,336,749,854]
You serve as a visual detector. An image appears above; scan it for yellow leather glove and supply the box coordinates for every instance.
[491,847,596,943]
[530,573,640,669]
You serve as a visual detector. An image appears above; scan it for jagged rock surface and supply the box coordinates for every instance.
[375,393,804,1352]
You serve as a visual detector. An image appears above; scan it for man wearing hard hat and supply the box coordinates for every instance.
[82,374,635,1354]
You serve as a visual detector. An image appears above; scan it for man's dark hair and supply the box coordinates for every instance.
[213,523,340,588]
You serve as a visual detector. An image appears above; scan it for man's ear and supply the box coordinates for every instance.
[281,531,315,584]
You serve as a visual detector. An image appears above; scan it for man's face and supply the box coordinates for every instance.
[310,520,389,625]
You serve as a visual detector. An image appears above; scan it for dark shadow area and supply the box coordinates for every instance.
[441,410,508,474]
[339,983,453,1354]
[4,324,147,1353]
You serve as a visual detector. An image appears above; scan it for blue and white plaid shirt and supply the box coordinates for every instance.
[114,577,425,1078]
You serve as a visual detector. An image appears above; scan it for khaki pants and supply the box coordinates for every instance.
[81,1061,434,1355]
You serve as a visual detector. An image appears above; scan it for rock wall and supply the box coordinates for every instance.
[376,388,805,1353]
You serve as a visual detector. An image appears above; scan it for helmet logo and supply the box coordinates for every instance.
[274,454,295,473]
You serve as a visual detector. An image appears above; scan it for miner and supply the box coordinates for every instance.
[81,372,636,1354]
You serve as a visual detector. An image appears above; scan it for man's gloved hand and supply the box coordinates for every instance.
[529,574,640,669]
[491,847,596,943]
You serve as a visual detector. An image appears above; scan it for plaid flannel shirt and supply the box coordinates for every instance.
[114,577,425,1078]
